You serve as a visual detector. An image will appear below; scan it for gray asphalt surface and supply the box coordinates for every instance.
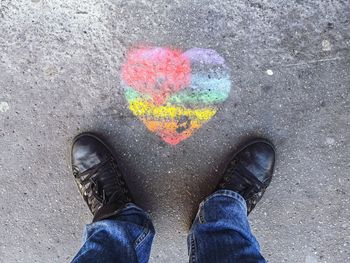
[0,0,349,262]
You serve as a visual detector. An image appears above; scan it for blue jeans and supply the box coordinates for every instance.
[71,190,266,263]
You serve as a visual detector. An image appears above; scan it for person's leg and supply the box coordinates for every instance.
[188,139,275,263]
[188,190,265,263]
[70,133,154,263]
[72,204,154,263]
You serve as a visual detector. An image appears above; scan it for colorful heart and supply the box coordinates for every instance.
[121,47,231,145]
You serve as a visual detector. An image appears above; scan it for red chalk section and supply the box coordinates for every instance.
[121,47,191,105]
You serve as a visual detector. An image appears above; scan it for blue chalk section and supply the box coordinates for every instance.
[189,73,232,94]
[168,73,232,105]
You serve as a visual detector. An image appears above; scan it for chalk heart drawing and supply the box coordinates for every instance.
[121,47,232,145]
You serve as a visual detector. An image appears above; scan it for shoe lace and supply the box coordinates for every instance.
[73,157,131,207]
[220,158,264,209]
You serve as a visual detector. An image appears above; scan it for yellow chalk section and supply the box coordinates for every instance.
[129,100,217,121]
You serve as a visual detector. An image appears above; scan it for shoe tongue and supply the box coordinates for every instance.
[230,173,254,192]
[107,191,126,206]
[95,161,122,200]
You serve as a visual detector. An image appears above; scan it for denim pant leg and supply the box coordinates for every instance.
[71,203,155,263]
[188,190,266,263]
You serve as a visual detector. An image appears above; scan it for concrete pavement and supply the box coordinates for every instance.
[0,0,349,262]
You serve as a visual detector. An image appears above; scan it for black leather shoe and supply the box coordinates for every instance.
[71,133,133,222]
[217,139,275,214]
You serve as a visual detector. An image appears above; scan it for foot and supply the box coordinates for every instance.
[71,133,133,222]
[217,139,275,214]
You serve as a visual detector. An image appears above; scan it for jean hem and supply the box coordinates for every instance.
[89,202,147,224]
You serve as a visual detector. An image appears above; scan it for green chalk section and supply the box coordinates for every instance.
[168,89,229,104]
[124,87,149,102]
[124,85,230,105]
